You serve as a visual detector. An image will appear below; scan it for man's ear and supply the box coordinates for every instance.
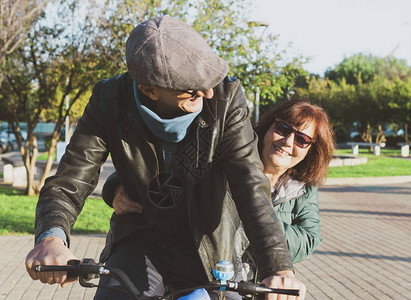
[138,85,160,100]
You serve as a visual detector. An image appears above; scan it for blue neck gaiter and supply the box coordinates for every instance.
[133,82,202,142]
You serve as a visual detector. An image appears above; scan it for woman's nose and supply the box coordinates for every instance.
[283,132,295,147]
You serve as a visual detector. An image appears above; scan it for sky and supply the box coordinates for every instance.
[250,0,411,76]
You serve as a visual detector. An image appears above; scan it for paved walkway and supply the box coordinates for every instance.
[1,182,410,299]
[294,182,411,299]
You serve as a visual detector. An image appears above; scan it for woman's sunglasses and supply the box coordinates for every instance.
[273,120,315,149]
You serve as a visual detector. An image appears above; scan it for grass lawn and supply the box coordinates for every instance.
[328,148,411,178]
[1,147,410,235]
[0,186,112,235]
[336,148,403,157]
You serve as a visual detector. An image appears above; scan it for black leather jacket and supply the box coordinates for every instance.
[35,73,293,280]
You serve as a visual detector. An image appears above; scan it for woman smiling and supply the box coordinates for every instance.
[254,99,335,263]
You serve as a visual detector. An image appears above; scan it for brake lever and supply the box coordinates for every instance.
[67,258,103,288]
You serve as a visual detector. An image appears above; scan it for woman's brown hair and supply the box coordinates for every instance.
[254,99,335,186]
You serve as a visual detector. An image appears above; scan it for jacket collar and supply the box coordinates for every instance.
[119,76,217,136]
[271,174,307,207]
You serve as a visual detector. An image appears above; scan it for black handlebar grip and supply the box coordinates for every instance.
[34,265,62,272]
[233,281,300,297]
[67,259,82,278]
[34,259,98,279]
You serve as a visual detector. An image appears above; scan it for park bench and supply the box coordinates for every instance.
[2,154,27,187]
[397,143,411,157]
[346,142,386,156]
[2,154,59,188]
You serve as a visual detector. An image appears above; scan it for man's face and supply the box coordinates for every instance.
[139,85,214,118]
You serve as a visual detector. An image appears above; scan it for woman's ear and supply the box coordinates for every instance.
[138,84,160,100]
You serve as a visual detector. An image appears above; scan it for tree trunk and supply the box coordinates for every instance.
[361,123,373,152]
[36,131,59,193]
[405,123,409,144]
[26,165,36,196]
[22,136,38,196]
[375,124,386,144]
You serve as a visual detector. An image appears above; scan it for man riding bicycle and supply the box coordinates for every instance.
[25,16,306,299]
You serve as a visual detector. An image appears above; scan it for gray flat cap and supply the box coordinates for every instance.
[126,16,228,91]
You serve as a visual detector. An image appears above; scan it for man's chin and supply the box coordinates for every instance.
[184,100,203,114]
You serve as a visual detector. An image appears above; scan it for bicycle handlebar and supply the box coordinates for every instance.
[35,259,104,278]
[226,281,300,296]
[34,259,300,299]
[35,259,141,299]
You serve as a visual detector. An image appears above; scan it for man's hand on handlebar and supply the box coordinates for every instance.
[262,270,306,300]
[113,185,143,215]
[25,236,77,288]
[33,258,304,299]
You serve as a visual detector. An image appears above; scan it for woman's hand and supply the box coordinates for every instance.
[113,185,143,215]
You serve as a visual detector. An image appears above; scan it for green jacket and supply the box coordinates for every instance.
[272,177,322,263]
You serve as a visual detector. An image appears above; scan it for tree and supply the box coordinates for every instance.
[299,54,411,145]
[2,0,305,195]
[296,76,356,142]
[353,76,393,145]
[0,0,108,195]
[325,53,410,85]
[387,78,411,143]
[0,0,46,86]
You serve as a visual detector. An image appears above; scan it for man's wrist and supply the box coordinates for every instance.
[36,227,68,246]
